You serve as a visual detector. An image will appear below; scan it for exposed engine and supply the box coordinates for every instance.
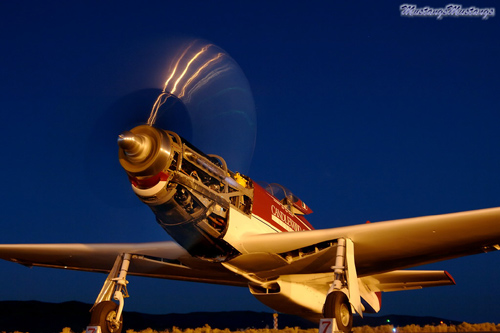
[118,125,253,260]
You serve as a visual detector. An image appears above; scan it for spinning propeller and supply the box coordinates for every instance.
[143,38,256,173]
[85,38,256,208]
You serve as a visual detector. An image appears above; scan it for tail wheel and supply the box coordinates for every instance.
[89,301,123,333]
[323,291,353,333]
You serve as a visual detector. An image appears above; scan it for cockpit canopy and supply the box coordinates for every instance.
[257,182,313,215]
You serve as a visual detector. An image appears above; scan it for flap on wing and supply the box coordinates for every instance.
[361,270,456,292]
[226,244,339,279]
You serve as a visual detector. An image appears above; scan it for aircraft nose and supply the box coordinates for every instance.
[117,130,152,163]
[117,125,173,177]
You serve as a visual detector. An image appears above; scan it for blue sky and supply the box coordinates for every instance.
[0,0,499,324]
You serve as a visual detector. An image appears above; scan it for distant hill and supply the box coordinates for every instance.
[0,301,462,333]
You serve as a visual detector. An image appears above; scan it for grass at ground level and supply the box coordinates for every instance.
[5,322,500,333]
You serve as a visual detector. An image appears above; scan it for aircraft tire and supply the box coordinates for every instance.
[89,301,123,333]
[323,291,353,333]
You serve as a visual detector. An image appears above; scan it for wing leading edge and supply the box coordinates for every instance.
[240,207,500,276]
[0,242,247,287]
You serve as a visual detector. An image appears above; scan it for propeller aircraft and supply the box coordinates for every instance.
[1,40,499,333]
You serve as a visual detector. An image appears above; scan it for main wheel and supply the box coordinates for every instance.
[323,291,353,333]
[89,301,123,333]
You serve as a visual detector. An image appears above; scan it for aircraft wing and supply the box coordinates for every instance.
[238,207,500,276]
[0,242,247,286]
[1,207,499,289]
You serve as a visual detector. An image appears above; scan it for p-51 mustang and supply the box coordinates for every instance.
[1,123,500,333]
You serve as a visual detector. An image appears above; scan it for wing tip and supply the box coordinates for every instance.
[444,271,456,285]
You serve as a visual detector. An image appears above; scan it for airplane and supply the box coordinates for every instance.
[1,41,500,333]
[1,121,500,333]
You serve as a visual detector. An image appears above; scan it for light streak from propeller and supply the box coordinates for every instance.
[149,43,212,125]
[149,42,231,125]
[183,64,231,103]
[148,43,200,125]
[162,41,195,93]
[147,92,171,125]
[177,52,224,99]
[168,44,213,95]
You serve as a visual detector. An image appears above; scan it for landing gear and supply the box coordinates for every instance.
[321,238,359,333]
[323,291,353,333]
[89,301,123,333]
[87,254,131,333]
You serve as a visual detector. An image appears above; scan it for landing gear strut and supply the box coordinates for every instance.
[87,253,131,333]
[322,238,358,333]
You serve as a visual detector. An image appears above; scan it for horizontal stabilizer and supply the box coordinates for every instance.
[361,270,455,292]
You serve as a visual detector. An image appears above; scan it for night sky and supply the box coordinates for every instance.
[1,0,499,325]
